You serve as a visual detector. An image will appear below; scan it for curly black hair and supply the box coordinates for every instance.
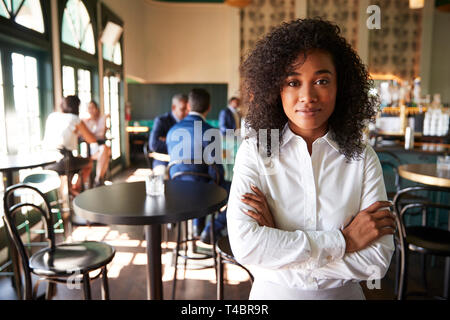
[240,18,378,160]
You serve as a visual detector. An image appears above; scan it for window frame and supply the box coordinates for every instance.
[0,0,50,49]
[0,38,52,152]
[59,0,98,59]
[101,3,124,168]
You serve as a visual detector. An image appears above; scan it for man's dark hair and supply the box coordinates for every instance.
[188,88,210,113]
[228,96,239,104]
[61,95,80,115]
[240,18,378,160]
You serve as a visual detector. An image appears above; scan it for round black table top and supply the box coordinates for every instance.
[0,151,62,172]
[73,180,228,225]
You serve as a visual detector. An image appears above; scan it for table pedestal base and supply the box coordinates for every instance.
[145,224,162,300]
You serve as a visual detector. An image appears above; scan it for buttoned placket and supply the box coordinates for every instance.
[296,137,317,231]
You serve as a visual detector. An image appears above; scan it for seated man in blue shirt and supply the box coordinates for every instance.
[167,88,230,244]
[149,93,188,170]
[218,96,241,135]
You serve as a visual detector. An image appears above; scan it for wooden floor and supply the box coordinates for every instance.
[0,158,448,300]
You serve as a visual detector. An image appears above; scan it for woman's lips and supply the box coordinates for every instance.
[295,109,321,116]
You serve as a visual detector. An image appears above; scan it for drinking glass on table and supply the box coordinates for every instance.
[145,172,165,196]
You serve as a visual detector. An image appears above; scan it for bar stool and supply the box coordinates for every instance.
[168,160,221,299]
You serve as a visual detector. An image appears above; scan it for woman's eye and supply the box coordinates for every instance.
[287,80,299,87]
[316,79,329,85]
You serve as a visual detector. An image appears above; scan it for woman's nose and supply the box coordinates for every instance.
[298,84,318,103]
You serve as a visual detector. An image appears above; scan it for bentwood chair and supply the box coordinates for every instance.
[3,183,115,300]
[216,236,254,300]
[0,171,66,299]
[167,160,221,299]
[22,171,66,240]
[393,186,450,300]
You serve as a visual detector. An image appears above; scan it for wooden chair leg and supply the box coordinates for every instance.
[172,223,181,300]
[82,273,91,300]
[217,254,224,300]
[45,282,56,300]
[444,257,450,299]
[9,239,23,300]
[101,266,110,300]
[420,253,428,290]
[398,246,408,300]
[211,214,218,284]
[394,246,400,295]
[183,221,188,279]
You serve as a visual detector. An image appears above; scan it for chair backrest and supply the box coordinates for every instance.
[23,170,61,200]
[393,186,450,243]
[378,151,402,194]
[22,171,65,235]
[143,141,152,169]
[167,159,220,185]
[380,160,401,193]
[3,184,56,264]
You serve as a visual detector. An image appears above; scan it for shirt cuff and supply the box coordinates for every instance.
[319,229,346,264]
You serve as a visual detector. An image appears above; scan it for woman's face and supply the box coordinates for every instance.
[88,102,99,117]
[280,49,337,140]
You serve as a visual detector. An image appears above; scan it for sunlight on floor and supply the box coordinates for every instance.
[68,226,251,284]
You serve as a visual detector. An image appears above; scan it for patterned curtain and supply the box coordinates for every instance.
[307,0,360,49]
[240,0,296,59]
[368,0,422,80]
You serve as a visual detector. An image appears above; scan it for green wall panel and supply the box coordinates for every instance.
[128,83,228,121]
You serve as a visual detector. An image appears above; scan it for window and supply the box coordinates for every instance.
[62,65,75,96]
[77,68,91,119]
[103,75,120,160]
[0,0,45,33]
[62,65,91,119]
[61,0,95,55]
[0,53,7,156]
[103,42,122,66]
[11,52,41,154]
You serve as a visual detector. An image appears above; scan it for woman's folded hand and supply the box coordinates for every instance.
[342,201,396,253]
[240,184,276,228]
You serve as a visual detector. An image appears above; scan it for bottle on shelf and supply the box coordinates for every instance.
[404,126,414,150]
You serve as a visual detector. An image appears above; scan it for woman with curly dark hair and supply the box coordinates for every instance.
[226,18,396,299]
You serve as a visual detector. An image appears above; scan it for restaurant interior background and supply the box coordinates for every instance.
[0,0,449,300]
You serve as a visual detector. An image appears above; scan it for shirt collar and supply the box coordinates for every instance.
[280,123,340,153]
[228,105,238,114]
[171,111,181,122]
[188,111,206,121]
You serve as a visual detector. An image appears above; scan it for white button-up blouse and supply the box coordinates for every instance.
[227,125,395,292]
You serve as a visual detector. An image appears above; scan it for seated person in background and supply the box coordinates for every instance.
[149,93,188,173]
[43,95,97,195]
[167,88,230,244]
[219,96,241,135]
[82,100,111,187]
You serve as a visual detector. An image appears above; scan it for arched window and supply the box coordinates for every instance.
[61,0,95,54]
[0,54,6,156]
[103,42,122,66]
[0,0,45,33]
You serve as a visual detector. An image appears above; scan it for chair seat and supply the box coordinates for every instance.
[406,226,450,255]
[29,241,115,277]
